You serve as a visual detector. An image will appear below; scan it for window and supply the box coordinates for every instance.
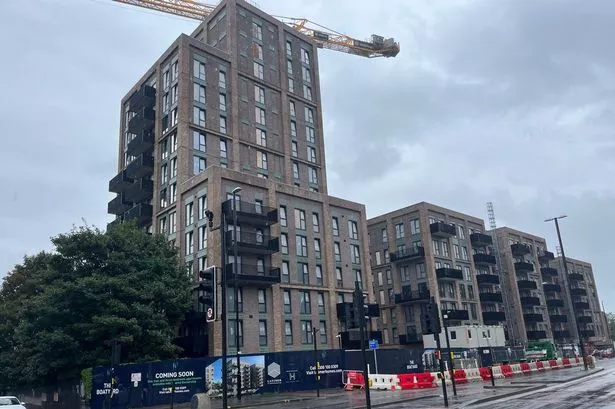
[334,242,341,262]
[314,238,321,259]
[169,212,176,233]
[193,106,206,127]
[171,84,178,105]
[348,220,359,240]
[300,263,309,284]
[291,141,298,157]
[283,290,292,313]
[296,235,308,257]
[332,217,339,236]
[170,157,177,178]
[218,93,227,112]
[170,183,177,203]
[468,284,475,300]
[158,217,167,234]
[254,85,265,104]
[416,263,426,279]
[258,289,267,313]
[375,252,382,265]
[290,120,297,137]
[171,133,177,153]
[194,59,206,80]
[382,228,388,243]
[161,138,169,160]
[252,22,262,40]
[160,164,168,185]
[253,62,264,79]
[286,40,292,57]
[432,240,440,256]
[301,48,310,65]
[312,213,320,233]
[317,293,325,314]
[377,271,383,286]
[461,246,469,261]
[458,225,465,239]
[185,202,194,226]
[289,101,296,117]
[256,128,266,147]
[193,156,206,175]
[228,287,243,312]
[281,233,288,254]
[305,107,314,123]
[171,61,178,81]
[219,139,228,159]
[194,83,206,103]
[351,245,361,264]
[282,261,290,282]
[319,321,327,344]
[288,77,294,93]
[306,126,315,143]
[470,303,477,320]
[292,162,299,179]
[259,320,267,346]
[257,151,267,170]
[386,269,392,285]
[218,116,227,134]
[315,265,323,285]
[302,66,311,83]
[442,241,450,257]
[229,319,243,347]
[170,108,178,127]
[300,291,311,314]
[303,85,312,101]
[463,266,471,281]
[307,146,317,163]
[284,320,293,345]
[395,223,405,239]
[286,59,293,75]
[354,269,362,289]
[336,267,343,286]
[218,70,226,89]
[301,321,313,344]
[255,199,263,214]
[295,209,306,229]
[454,244,461,259]
[255,107,266,125]
[400,266,410,281]
[193,131,206,152]
[162,93,169,113]
[163,69,170,90]
[280,206,287,227]
[198,225,207,250]
[254,42,263,60]
[185,231,194,255]
[384,249,390,263]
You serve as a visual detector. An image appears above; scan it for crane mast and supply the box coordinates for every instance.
[112,0,400,58]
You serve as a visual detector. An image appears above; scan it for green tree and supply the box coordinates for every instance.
[0,222,192,388]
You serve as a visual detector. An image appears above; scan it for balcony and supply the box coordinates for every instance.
[109,170,133,193]
[577,315,593,324]
[538,250,555,262]
[517,279,538,290]
[125,154,154,179]
[430,221,456,237]
[442,309,469,321]
[574,301,590,310]
[511,243,531,255]
[476,273,500,285]
[549,314,568,323]
[523,313,544,323]
[124,178,153,203]
[127,130,155,157]
[225,262,281,286]
[482,311,506,322]
[580,330,596,338]
[127,107,155,134]
[436,267,463,280]
[470,232,493,247]
[222,199,278,226]
[479,292,503,303]
[546,298,564,308]
[107,193,132,215]
[399,333,422,345]
[225,231,279,255]
[390,245,425,262]
[129,84,156,111]
[527,330,547,340]
[124,203,153,226]
[540,267,558,277]
[568,272,584,281]
[395,286,430,304]
[514,261,534,273]
[542,283,561,293]
[520,296,541,306]
[473,253,496,266]
[571,287,587,296]
[553,330,570,339]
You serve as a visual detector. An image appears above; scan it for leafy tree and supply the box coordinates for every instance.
[0,222,192,388]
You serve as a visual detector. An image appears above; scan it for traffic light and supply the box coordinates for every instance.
[421,299,441,335]
[198,266,217,323]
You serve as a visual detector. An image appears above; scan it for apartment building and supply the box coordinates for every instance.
[367,202,506,346]
[107,0,373,357]
[490,227,554,345]
[555,257,610,347]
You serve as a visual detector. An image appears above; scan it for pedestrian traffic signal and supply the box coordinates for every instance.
[421,299,441,335]
[198,266,217,322]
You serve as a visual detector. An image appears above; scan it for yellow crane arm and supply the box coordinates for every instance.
[112,0,400,58]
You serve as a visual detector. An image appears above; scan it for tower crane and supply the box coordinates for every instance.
[113,0,400,58]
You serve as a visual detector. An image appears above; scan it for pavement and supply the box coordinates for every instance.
[150,360,613,409]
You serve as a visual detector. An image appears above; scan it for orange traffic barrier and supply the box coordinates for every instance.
[397,374,416,390]
[453,369,468,384]
[415,372,436,388]
[500,364,514,378]
[535,361,545,371]
[520,362,531,375]
[548,360,559,369]
[562,358,571,367]
[479,367,492,381]
[344,370,365,391]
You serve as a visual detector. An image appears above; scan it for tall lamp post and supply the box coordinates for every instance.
[545,215,588,370]
[232,187,243,399]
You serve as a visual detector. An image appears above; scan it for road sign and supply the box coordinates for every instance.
[206,307,215,322]
[369,340,379,350]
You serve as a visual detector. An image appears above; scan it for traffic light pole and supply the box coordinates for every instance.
[435,332,449,407]
[354,282,371,409]
[442,315,457,396]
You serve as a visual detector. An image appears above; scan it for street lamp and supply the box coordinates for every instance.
[544,215,588,370]
[232,186,242,399]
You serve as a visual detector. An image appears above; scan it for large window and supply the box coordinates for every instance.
[259,320,267,346]
[280,233,288,254]
[193,156,206,175]
[312,213,320,233]
[254,85,265,104]
[255,107,266,125]
[348,220,359,240]
[299,263,309,284]
[351,245,361,264]
[256,129,266,147]
[300,291,311,314]
[283,290,292,313]
[258,289,267,313]
[193,131,206,152]
[284,321,293,345]
[229,319,243,347]
[334,242,341,262]
[257,151,267,170]
[295,209,306,229]
[395,223,405,239]
[332,217,339,236]
[193,59,206,80]
[194,83,206,103]
[279,206,287,227]
[301,320,313,344]
[296,235,308,257]
[193,106,206,127]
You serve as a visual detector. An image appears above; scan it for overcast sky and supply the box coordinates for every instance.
[1,0,614,310]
